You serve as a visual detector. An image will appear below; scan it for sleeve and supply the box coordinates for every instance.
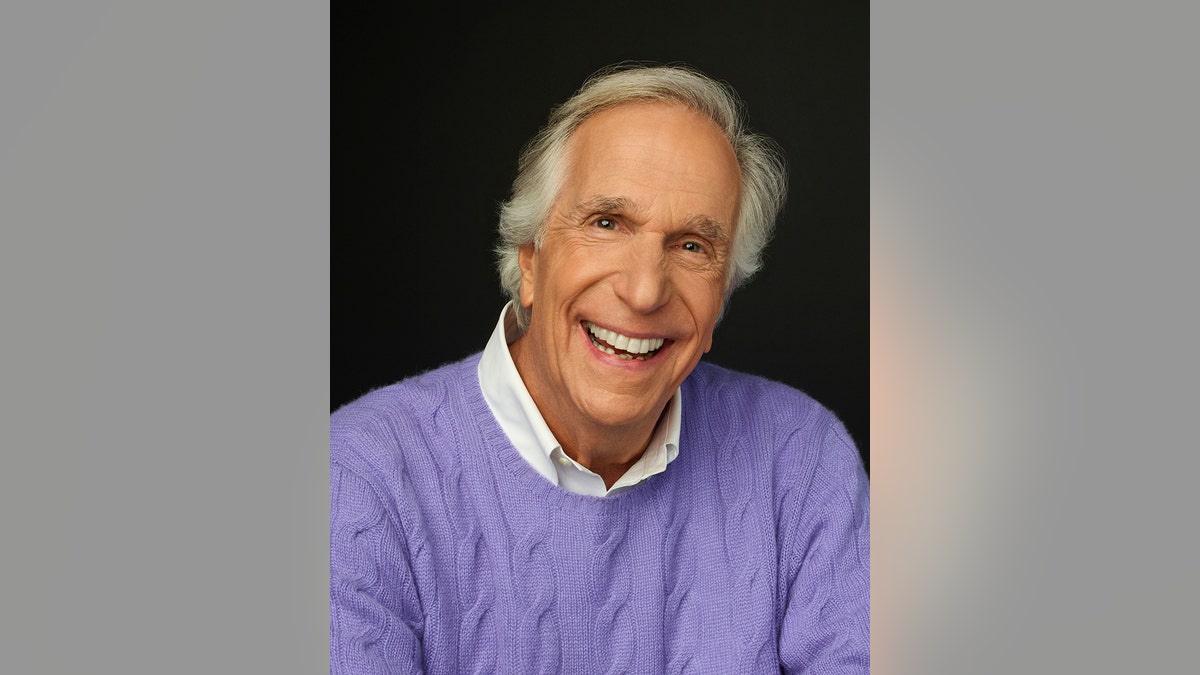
[330,459,425,674]
[777,422,870,675]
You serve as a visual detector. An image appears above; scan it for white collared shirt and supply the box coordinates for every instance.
[477,302,681,497]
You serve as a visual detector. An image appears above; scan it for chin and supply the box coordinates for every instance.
[575,390,661,430]
[583,381,681,427]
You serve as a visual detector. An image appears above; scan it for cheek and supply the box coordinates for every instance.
[549,249,618,295]
[681,278,726,324]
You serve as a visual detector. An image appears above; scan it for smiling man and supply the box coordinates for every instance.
[331,64,869,673]
[509,100,740,490]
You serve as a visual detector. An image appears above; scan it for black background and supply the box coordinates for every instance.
[333,2,868,471]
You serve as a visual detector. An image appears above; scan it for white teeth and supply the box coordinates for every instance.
[585,322,666,355]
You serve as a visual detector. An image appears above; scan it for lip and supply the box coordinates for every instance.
[581,319,670,342]
[579,320,673,366]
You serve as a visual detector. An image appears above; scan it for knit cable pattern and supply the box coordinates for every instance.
[331,356,870,674]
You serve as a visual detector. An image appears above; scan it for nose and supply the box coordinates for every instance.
[614,239,671,314]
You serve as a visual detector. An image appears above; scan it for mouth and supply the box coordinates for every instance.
[583,321,668,361]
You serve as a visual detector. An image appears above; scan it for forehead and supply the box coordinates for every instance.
[560,102,742,225]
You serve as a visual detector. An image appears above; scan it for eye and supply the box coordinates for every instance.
[595,218,616,230]
[682,241,706,254]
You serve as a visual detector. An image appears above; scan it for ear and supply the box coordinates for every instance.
[517,244,537,308]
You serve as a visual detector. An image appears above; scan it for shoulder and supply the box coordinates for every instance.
[683,361,865,493]
[684,361,852,445]
[330,354,481,480]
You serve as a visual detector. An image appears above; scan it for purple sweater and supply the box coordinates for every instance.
[331,355,869,674]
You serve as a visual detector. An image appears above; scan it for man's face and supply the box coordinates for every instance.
[515,101,741,434]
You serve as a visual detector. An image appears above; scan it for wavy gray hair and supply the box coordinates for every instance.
[495,63,788,329]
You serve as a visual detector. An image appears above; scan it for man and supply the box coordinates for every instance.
[331,64,869,673]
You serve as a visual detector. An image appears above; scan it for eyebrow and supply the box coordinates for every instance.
[570,194,730,243]
[683,214,730,245]
[569,195,642,220]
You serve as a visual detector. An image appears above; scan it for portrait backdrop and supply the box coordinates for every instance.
[332,2,868,471]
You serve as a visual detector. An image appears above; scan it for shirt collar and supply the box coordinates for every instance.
[477,302,562,485]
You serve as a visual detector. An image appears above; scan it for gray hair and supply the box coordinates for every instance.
[495,63,788,329]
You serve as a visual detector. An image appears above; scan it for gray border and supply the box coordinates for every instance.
[1,2,328,671]
[873,0,1199,672]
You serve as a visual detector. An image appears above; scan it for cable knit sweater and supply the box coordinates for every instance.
[330,354,869,674]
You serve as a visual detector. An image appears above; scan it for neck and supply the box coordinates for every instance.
[552,409,664,489]
[509,334,666,489]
